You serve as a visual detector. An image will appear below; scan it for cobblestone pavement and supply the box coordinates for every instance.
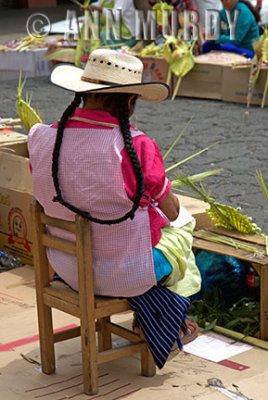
[1,76,267,233]
[1,5,267,231]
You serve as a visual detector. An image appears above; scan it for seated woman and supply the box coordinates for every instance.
[202,0,260,59]
[28,49,200,369]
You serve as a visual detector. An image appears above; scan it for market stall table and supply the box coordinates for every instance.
[193,227,268,341]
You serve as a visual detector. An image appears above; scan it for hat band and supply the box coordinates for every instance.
[81,75,142,86]
[81,76,115,85]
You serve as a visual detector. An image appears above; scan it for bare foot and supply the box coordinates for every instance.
[132,315,199,349]
[173,320,199,350]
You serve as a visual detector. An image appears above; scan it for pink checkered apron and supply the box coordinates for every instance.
[28,121,156,297]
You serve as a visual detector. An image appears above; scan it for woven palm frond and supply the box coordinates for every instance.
[170,49,195,78]
[152,2,173,26]
[16,73,43,132]
[140,42,163,57]
[75,20,88,67]
[249,28,268,108]
[262,37,268,63]
[253,26,268,60]
[163,36,188,85]
[163,36,187,63]
[75,1,90,67]
[171,41,195,101]
[207,203,260,234]
[74,1,101,67]
[247,56,262,108]
[261,29,268,107]
[163,36,178,64]
[173,173,262,234]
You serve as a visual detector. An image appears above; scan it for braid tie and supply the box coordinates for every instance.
[51,93,143,225]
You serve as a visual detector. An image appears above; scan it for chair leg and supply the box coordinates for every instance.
[80,321,99,395]
[37,304,56,374]
[140,332,156,377]
[97,317,112,352]
[141,347,156,377]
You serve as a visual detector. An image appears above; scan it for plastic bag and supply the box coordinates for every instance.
[193,250,247,305]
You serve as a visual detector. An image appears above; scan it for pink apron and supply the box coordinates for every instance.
[28,121,156,297]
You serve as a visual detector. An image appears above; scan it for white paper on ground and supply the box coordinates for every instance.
[183,332,252,363]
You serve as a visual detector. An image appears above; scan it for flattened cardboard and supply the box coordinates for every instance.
[222,65,268,107]
[0,142,34,264]
[1,266,268,400]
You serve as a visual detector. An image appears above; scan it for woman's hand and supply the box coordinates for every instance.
[158,191,180,221]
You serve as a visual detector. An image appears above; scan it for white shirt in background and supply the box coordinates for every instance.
[195,0,222,28]
[249,0,268,24]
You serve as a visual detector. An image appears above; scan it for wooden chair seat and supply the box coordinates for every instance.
[43,281,131,317]
[31,200,156,395]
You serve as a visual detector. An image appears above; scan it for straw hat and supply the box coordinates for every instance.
[50,49,169,102]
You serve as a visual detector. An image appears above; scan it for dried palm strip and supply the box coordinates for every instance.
[0,118,21,124]
[194,230,264,259]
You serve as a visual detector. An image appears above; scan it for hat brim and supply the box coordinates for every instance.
[50,64,170,103]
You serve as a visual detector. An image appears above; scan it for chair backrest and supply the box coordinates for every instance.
[30,199,95,312]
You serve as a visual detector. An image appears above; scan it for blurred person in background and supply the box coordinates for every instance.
[83,0,138,47]
[195,0,222,29]
[202,0,260,58]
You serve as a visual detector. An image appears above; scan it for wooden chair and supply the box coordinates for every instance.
[30,200,156,395]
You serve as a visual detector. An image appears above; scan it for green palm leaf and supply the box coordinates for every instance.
[173,173,262,234]
[256,170,268,203]
[16,72,43,132]
[165,141,219,173]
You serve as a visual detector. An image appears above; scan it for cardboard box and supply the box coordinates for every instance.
[179,194,214,230]
[174,62,223,100]
[0,48,50,81]
[138,56,171,87]
[222,65,268,107]
[0,142,34,265]
[0,130,27,147]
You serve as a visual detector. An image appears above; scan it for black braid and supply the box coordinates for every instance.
[52,93,82,203]
[117,96,144,219]
[52,93,143,224]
